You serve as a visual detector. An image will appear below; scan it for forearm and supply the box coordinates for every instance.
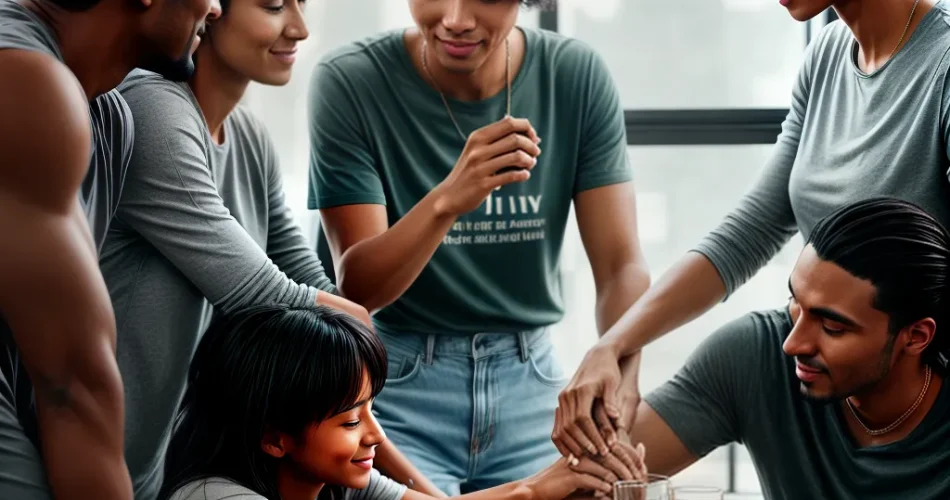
[337,190,456,312]
[376,440,445,497]
[33,343,132,500]
[601,252,726,359]
[404,481,530,500]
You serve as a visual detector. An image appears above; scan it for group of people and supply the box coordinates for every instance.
[1,0,950,499]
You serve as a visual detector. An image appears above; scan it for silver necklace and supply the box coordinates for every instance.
[845,364,932,436]
[421,37,511,141]
[889,0,922,60]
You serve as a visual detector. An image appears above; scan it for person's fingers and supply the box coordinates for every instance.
[478,150,537,178]
[568,461,613,498]
[474,115,535,143]
[602,374,622,421]
[571,391,611,456]
[593,401,617,449]
[606,441,641,481]
[598,449,635,482]
[552,406,572,457]
[484,132,542,159]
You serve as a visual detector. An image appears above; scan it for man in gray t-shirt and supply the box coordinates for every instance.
[631,198,950,500]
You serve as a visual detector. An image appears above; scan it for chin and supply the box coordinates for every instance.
[337,467,374,490]
[798,383,835,404]
[784,3,829,22]
[255,71,293,87]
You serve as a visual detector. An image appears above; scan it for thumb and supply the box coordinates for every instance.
[603,376,621,420]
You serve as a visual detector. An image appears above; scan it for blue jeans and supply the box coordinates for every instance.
[372,326,567,495]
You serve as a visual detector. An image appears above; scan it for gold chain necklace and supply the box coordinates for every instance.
[421,37,511,141]
[845,365,932,436]
[889,0,922,60]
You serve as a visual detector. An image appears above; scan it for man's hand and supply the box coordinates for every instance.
[431,116,540,217]
[553,343,623,458]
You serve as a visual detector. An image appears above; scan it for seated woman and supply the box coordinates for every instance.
[161,304,646,500]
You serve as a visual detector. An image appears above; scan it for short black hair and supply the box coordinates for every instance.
[46,0,102,11]
[808,197,950,372]
[160,304,388,500]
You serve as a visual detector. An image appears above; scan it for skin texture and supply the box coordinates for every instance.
[618,247,943,478]
[1,0,216,497]
[555,0,936,460]
[262,373,649,500]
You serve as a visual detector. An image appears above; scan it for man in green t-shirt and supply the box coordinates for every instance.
[307,0,650,494]
[632,198,950,499]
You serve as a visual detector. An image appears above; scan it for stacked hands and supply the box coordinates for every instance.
[528,400,648,500]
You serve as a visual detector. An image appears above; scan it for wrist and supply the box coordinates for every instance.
[428,183,457,219]
[514,479,540,500]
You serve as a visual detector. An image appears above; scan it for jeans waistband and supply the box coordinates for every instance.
[374,326,549,365]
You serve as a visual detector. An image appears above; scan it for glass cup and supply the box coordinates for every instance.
[613,474,672,500]
[671,486,725,500]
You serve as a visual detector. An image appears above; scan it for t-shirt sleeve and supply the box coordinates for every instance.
[343,469,408,500]
[642,311,776,458]
[307,61,386,210]
[168,478,266,500]
[572,42,634,195]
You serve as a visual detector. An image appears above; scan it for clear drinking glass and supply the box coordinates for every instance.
[613,474,672,500]
[671,486,725,500]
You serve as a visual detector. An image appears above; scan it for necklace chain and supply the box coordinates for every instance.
[421,37,511,141]
[889,0,922,60]
[846,365,932,436]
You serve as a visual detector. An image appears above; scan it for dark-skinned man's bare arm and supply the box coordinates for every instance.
[0,49,132,500]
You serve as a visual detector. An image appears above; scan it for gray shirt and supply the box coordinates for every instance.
[169,470,407,500]
[695,2,950,296]
[644,309,950,499]
[0,2,133,497]
[106,69,336,500]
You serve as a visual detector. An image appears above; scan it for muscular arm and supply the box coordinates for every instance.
[0,51,131,499]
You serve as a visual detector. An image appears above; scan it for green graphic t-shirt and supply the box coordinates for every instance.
[308,28,632,334]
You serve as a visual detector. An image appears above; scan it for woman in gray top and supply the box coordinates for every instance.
[162,305,647,500]
[103,0,379,496]
[555,0,950,454]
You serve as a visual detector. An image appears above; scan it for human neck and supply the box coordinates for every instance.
[842,361,942,446]
[834,0,935,73]
[23,0,138,99]
[411,28,523,102]
[188,43,250,145]
[276,465,323,500]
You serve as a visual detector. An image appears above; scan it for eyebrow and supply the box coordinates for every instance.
[788,279,862,329]
[340,398,369,414]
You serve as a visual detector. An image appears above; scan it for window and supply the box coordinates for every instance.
[557,0,806,108]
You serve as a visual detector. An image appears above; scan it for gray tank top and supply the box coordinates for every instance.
[0,0,134,450]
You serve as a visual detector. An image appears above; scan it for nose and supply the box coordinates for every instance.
[362,411,386,447]
[285,7,309,42]
[442,0,476,34]
[782,316,817,358]
[207,0,222,20]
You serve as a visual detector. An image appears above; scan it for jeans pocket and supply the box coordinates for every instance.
[528,341,569,388]
[386,351,422,386]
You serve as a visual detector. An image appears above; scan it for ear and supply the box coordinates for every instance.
[901,317,936,357]
[260,428,293,459]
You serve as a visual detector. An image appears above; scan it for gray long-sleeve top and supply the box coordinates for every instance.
[100,69,336,500]
[694,9,950,296]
